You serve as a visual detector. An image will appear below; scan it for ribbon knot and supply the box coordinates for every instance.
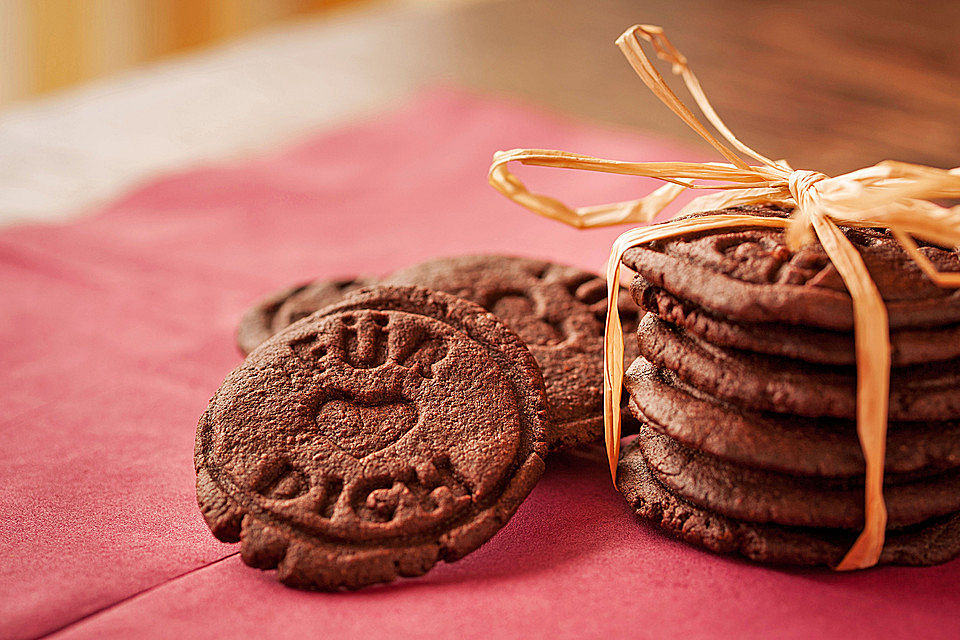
[786,169,830,250]
[787,169,828,201]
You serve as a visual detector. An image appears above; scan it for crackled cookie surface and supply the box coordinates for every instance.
[197,286,548,590]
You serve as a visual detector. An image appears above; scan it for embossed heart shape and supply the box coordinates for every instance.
[315,398,418,459]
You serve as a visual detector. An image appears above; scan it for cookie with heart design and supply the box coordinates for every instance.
[383,255,642,449]
[236,276,375,355]
[196,285,548,590]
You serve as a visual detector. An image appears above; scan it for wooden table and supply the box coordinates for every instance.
[2,0,957,223]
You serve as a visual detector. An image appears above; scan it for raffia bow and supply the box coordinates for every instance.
[488,24,960,570]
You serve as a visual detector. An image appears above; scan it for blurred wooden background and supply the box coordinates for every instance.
[0,0,363,105]
[2,0,958,224]
[5,0,957,173]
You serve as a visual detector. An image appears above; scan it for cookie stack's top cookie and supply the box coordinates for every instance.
[618,205,960,567]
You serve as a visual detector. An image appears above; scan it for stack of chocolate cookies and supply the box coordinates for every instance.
[618,206,960,566]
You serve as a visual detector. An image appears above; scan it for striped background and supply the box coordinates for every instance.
[0,0,361,107]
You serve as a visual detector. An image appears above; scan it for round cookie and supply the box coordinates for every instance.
[636,424,960,530]
[384,255,642,450]
[197,286,549,590]
[617,439,960,567]
[633,279,960,367]
[236,276,374,355]
[625,357,960,477]
[637,313,960,421]
[621,205,960,331]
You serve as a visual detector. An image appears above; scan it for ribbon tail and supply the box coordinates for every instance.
[604,243,627,483]
[810,215,890,570]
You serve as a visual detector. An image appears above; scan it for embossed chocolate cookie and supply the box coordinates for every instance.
[634,280,960,366]
[384,255,642,449]
[625,358,960,477]
[636,423,960,529]
[236,277,374,355]
[637,313,960,421]
[617,439,960,567]
[621,205,960,331]
[197,286,548,590]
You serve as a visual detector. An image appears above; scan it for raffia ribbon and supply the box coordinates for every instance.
[488,24,960,570]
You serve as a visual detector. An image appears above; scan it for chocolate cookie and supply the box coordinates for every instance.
[617,439,960,567]
[384,255,642,449]
[637,313,960,421]
[634,279,960,366]
[621,205,960,331]
[197,286,548,590]
[636,423,960,529]
[236,277,374,355]
[625,358,960,477]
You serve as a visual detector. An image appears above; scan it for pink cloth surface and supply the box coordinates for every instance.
[1,87,958,640]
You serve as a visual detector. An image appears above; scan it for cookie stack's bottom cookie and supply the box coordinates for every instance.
[618,206,960,567]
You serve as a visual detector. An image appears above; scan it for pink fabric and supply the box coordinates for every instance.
[2,88,957,640]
